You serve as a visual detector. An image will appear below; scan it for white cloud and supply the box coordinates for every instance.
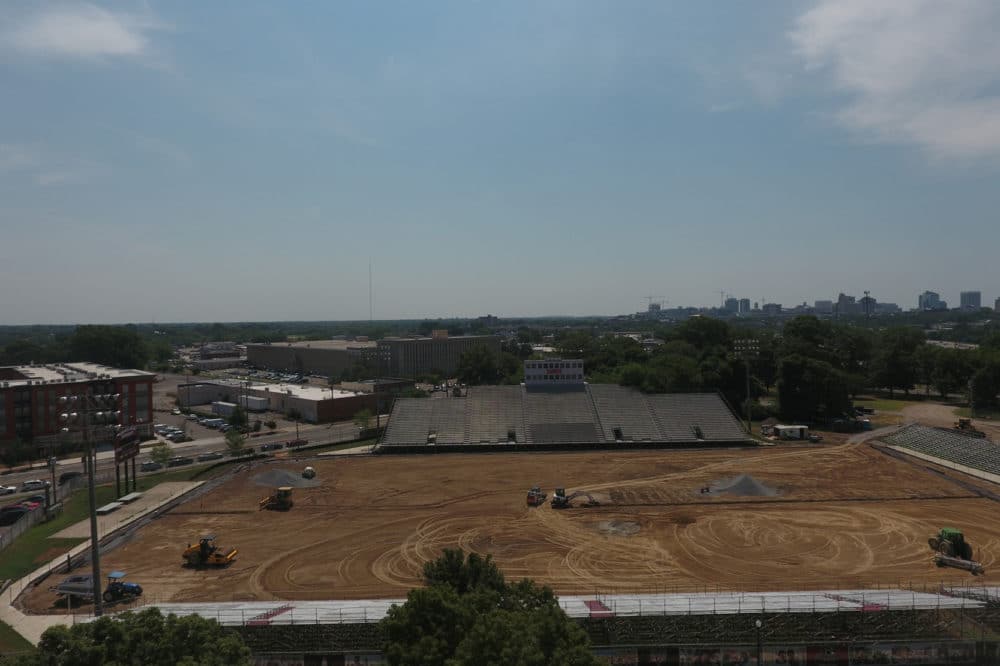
[790,0,1000,159]
[0,143,99,185]
[4,3,159,59]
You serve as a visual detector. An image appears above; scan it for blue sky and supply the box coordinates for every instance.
[2,1,999,324]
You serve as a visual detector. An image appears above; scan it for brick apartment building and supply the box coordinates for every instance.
[0,362,155,444]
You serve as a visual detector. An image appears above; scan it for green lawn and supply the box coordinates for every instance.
[0,619,33,656]
[855,398,917,413]
[0,463,220,583]
[954,407,999,421]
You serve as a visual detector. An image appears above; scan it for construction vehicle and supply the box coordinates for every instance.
[551,487,600,509]
[954,418,987,438]
[526,486,547,507]
[183,534,238,567]
[259,486,294,511]
[102,571,143,603]
[929,528,985,575]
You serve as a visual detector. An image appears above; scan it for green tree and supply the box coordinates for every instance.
[381,550,599,666]
[69,325,149,369]
[149,443,172,466]
[227,406,247,428]
[353,408,374,432]
[777,354,850,422]
[224,429,246,456]
[457,345,501,385]
[6,607,251,666]
[869,327,925,397]
[931,349,974,399]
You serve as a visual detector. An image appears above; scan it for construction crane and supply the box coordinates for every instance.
[551,487,600,509]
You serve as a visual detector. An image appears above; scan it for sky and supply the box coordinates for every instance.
[2,0,1000,324]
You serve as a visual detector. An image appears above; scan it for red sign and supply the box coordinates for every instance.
[545,368,562,375]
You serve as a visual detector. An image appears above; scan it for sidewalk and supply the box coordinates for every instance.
[0,481,203,645]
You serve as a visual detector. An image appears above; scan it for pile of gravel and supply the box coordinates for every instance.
[705,474,778,497]
[251,468,321,488]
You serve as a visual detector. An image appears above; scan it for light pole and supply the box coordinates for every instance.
[733,339,759,435]
[755,618,763,665]
[59,389,120,618]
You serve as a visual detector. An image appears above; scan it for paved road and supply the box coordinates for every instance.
[1,420,365,492]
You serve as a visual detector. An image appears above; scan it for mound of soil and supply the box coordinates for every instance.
[706,474,778,497]
[251,468,321,488]
[596,520,641,536]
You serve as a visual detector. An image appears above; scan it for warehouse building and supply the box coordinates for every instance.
[0,362,154,444]
[246,339,379,378]
[177,379,377,423]
[377,332,501,378]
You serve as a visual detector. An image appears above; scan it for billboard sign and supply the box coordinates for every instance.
[115,427,140,464]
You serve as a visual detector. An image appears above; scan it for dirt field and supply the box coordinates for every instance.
[20,441,1000,613]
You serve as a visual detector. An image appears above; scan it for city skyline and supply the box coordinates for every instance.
[2,1,1000,324]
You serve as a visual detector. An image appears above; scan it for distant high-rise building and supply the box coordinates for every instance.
[814,300,834,315]
[738,298,751,314]
[960,291,982,309]
[918,291,946,311]
[762,303,782,316]
[835,293,859,316]
[995,296,1000,313]
[724,297,739,314]
[859,294,877,317]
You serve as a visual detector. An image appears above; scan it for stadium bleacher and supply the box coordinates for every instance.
[645,394,747,443]
[588,384,660,442]
[378,385,750,449]
[883,424,1000,477]
[466,386,525,444]
[523,385,604,445]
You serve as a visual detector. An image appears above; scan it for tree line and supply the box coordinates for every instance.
[457,315,1000,423]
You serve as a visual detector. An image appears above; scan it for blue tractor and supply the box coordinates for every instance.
[103,571,143,603]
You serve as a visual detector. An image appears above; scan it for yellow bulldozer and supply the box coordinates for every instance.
[182,535,237,567]
[259,486,294,511]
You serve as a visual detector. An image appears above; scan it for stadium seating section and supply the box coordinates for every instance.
[883,424,1000,477]
[380,384,748,448]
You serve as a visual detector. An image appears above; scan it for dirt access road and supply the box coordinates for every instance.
[21,442,1000,613]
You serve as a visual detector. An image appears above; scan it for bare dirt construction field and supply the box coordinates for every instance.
[21,442,1000,613]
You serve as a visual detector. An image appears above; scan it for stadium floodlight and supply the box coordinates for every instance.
[731,339,759,436]
[58,387,122,618]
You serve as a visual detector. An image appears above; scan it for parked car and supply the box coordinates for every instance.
[20,480,50,492]
[167,457,194,467]
[17,501,41,510]
[0,508,28,526]
[260,442,284,452]
[25,495,47,504]
[171,408,181,415]
[58,471,83,485]
[0,485,16,496]
[139,461,163,472]
[286,438,308,447]
[196,452,224,462]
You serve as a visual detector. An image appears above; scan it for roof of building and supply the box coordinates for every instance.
[246,340,377,350]
[181,379,364,402]
[0,362,153,388]
[379,334,498,343]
